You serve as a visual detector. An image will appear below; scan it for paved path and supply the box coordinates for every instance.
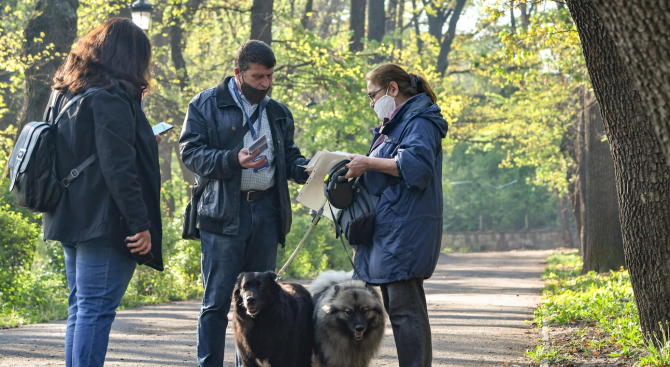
[0,250,547,366]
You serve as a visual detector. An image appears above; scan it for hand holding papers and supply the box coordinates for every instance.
[297,150,352,222]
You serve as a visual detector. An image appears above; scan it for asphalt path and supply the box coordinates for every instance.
[0,250,547,366]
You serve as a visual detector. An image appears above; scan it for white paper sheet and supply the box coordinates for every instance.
[297,150,351,222]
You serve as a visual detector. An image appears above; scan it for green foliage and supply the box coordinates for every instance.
[277,184,353,279]
[0,205,40,303]
[443,143,558,232]
[638,325,670,367]
[529,250,670,365]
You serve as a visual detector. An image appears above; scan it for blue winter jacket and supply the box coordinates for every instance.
[354,94,447,285]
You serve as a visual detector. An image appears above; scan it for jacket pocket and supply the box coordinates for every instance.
[199,180,219,218]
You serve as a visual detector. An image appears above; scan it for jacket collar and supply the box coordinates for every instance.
[218,75,289,123]
[217,76,238,108]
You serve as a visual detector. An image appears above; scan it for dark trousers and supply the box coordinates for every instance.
[197,194,280,367]
[380,278,432,367]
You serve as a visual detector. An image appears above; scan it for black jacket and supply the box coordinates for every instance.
[179,76,309,244]
[43,86,163,271]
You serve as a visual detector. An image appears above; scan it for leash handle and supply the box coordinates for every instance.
[276,199,327,281]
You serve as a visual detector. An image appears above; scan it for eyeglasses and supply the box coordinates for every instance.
[368,87,384,102]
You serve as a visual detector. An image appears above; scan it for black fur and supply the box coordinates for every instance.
[233,271,314,367]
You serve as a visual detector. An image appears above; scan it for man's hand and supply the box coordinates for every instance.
[238,148,267,169]
[156,134,162,144]
[345,154,370,179]
[126,230,152,255]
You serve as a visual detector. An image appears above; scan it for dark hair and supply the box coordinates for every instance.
[235,40,276,73]
[53,17,152,99]
[366,64,437,104]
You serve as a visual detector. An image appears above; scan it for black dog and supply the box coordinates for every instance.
[233,271,314,367]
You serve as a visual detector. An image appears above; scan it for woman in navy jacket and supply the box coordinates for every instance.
[346,64,447,367]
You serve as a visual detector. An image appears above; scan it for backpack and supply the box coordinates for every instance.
[8,88,103,213]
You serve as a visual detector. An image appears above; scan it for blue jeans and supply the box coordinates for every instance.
[197,194,280,367]
[62,238,137,367]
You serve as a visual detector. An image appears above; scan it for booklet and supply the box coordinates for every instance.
[296,150,351,222]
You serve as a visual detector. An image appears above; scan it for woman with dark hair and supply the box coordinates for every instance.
[44,17,162,367]
[345,63,447,367]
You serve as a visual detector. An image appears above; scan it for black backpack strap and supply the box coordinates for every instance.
[53,87,105,125]
[62,153,98,187]
[329,204,363,280]
[54,87,105,187]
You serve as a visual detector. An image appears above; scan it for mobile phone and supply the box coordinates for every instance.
[248,134,268,155]
[124,238,155,265]
[152,122,174,136]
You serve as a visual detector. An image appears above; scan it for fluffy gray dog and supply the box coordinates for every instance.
[309,271,386,367]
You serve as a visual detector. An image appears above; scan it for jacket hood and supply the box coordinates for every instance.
[390,94,448,139]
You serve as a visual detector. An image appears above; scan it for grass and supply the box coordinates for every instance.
[528,250,670,366]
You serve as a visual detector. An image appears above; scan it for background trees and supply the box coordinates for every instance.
[3,0,667,335]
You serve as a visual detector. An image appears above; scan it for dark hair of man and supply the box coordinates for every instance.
[366,63,438,104]
[235,40,277,74]
[53,17,152,99]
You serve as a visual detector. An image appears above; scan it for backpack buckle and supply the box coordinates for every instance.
[62,169,79,188]
[16,148,26,161]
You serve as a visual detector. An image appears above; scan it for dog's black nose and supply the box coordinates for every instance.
[355,325,365,332]
[246,296,256,305]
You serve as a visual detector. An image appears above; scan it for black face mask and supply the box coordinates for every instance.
[240,76,271,105]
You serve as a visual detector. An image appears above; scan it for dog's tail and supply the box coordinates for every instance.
[309,270,354,296]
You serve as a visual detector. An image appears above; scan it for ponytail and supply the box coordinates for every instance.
[408,73,437,104]
[366,64,438,104]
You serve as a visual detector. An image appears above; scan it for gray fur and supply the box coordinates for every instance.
[309,271,386,367]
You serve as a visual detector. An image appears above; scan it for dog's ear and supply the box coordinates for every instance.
[265,271,278,284]
[233,273,245,301]
[332,284,341,298]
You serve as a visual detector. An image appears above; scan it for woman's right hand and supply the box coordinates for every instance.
[126,230,152,255]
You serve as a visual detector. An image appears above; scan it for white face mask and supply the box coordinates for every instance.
[373,88,396,121]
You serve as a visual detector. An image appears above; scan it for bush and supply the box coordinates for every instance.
[0,205,40,300]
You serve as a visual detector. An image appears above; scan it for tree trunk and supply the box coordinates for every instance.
[14,0,78,135]
[170,15,189,91]
[520,3,530,30]
[395,0,404,50]
[509,1,516,34]
[557,193,575,248]
[589,1,670,169]
[567,0,670,337]
[349,0,366,52]
[436,0,466,76]
[367,0,384,42]
[300,0,314,30]
[251,0,273,45]
[579,86,625,273]
[386,0,397,36]
[411,0,422,52]
[318,0,342,38]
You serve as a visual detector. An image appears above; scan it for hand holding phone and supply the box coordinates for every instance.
[248,134,268,155]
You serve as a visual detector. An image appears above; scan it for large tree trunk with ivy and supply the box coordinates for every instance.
[578,86,625,273]
[589,0,670,169]
[15,0,78,134]
[251,0,273,45]
[567,0,670,337]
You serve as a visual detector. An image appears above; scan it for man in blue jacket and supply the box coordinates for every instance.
[179,40,310,367]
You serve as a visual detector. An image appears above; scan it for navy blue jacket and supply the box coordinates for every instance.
[354,94,447,284]
[179,77,309,244]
